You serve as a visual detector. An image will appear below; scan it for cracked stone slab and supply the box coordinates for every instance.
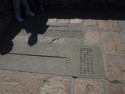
[0,43,105,79]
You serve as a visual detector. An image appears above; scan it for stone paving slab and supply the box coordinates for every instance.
[13,26,84,41]
[118,21,125,42]
[0,53,79,76]
[0,43,105,79]
[101,31,125,56]
[0,70,71,94]
[17,23,84,39]
[118,21,125,31]
[39,77,71,94]
[104,55,125,84]
[74,79,105,94]
[108,83,125,94]
[39,37,84,45]
[84,19,98,26]
[12,24,100,46]
[1,14,125,94]
[47,18,57,25]
[0,70,42,94]
[70,19,83,24]
[1,69,125,94]
[84,26,100,45]
[98,20,120,32]
[56,19,70,24]
[11,25,100,47]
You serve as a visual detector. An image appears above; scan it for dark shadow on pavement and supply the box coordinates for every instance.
[0,25,20,55]
[0,8,125,55]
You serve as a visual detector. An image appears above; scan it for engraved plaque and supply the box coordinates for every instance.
[79,46,105,78]
[0,43,105,79]
[80,48,95,75]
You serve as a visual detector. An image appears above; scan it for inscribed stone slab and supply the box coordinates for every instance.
[0,44,105,79]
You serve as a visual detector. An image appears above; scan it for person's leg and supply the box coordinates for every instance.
[21,0,35,16]
[12,0,24,22]
[28,0,37,10]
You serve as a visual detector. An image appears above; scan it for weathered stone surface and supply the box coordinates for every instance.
[101,31,125,55]
[39,77,71,94]
[0,70,72,94]
[108,84,125,94]
[74,79,105,94]
[98,20,120,32]
[104,55,125,84]
[0,43,104,79]
[84,19,97,26]
[47,18,57,25]
[118,21,125,42]
[84,26,100,45]
[0,70,43,94]
[47,37,84,45]
[10,25,83,45]
[70,19,83,24]
[57,19,70,24]
[44,25,84,39]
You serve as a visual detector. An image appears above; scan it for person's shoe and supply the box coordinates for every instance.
[15,14,24,22]
[26,10,35,16]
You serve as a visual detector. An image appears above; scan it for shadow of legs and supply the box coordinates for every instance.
[28,33,38,46]
[0,41,14,55]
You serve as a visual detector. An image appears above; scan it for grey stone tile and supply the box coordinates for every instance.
[118,21,125,42]
[0,43,105,79]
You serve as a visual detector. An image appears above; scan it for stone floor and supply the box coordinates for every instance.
[0,10,125,94]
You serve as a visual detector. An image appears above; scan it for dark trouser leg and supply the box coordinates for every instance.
[21,0,30,11]
[21,0,35,16]
[12,0,21,15]
[12,0,24,22]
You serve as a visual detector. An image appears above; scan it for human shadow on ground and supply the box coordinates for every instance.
[0,8,125,55]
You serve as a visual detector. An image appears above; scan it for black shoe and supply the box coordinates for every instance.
[15,14,24,22]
